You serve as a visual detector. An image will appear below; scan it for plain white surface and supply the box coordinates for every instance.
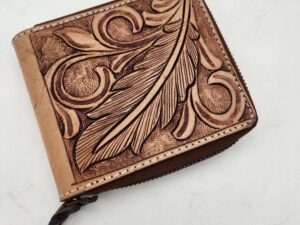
[1,0,300,224]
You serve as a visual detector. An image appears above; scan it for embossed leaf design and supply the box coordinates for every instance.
[75,0,201,172]
[42,0,246,172]
[55,27,107,51]
[41,0,246,173]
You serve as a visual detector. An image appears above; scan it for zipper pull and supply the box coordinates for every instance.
[49,195,98,225]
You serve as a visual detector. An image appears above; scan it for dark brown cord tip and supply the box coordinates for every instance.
[49,195,98,225]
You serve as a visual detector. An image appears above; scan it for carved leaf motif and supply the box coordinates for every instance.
[55,27,107,52]
[45,53,116,139]
[198,36,222,71]
[172,90,196,140]
[54,101,81,139]
[45,0,246,172]
[75,0,199,172]
[142,0,180,27]
[191,71,246,128]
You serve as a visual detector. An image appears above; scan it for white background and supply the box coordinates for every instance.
[0,0,300,224]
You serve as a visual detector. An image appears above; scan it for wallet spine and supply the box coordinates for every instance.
[13,35,75,199]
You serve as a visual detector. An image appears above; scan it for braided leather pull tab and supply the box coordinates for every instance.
[49,195,98,225]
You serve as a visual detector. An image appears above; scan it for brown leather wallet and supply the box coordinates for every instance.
[13,0,257,224]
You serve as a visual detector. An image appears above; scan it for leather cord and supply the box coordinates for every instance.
[49,195,98,225]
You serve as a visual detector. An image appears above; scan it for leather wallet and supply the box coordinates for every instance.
[13,0,257,224]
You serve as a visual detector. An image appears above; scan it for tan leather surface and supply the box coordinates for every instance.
[13,34,76,195]
[13,0,257,201]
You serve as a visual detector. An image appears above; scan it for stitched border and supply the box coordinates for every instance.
[12,0,256,199]
[12,0,138,43]
[60,120,254,199]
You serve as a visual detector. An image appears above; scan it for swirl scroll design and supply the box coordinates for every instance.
[45,0,246,172]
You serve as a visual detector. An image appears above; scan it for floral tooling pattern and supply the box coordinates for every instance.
[44,0,245,172]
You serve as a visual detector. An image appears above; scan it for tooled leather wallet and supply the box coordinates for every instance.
[13,0,258,224]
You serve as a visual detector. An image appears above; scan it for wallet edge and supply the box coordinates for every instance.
[59,119,256,201]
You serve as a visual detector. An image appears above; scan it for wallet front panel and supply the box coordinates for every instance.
[13,0,257,200]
